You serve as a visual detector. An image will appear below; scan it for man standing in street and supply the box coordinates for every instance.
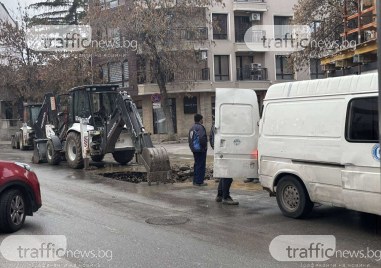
[210,123,239,205]
[189,114,208,186]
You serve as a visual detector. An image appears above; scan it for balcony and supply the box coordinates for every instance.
[237,66,268,81]
[233,0,268,12]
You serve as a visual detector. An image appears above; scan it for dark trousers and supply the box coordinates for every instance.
[193,152,207,184]
[217,178,233,199]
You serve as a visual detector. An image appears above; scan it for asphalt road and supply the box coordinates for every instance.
[0,145,380,268]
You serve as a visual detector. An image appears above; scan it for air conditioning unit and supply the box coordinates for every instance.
[250,63,262,69]
[201,51,208,60]
[250,13,261,22]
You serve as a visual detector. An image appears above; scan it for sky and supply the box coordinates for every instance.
[2,0,39,21]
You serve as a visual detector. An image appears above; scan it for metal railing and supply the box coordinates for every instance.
[237,67,268,81]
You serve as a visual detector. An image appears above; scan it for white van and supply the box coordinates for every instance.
[259,73,380,218]
[214,88,260,179]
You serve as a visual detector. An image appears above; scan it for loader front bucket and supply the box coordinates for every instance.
[139,147,171,185]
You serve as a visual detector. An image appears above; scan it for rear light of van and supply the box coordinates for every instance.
[251,149,258,160]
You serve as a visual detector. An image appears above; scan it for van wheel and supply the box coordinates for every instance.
[65,132,84,169]
[112,150,135,165]
[0,190,26,233]
[47,140,61,165]
[276,175,313,219]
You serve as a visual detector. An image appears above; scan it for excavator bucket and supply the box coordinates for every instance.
[139,147,172,185]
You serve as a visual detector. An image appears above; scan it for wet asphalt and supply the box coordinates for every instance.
[0,145,380,268]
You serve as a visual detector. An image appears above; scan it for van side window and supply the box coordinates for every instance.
[346,97,379,143]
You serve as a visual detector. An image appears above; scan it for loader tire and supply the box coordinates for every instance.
[19,135,25,151]
[91,155,104,162]
[11,136,16,149]
[112,150,135,165]
[47,140,61,165]
[65,132,84,169]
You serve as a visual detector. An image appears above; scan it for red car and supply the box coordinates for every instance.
[0,161,41,233]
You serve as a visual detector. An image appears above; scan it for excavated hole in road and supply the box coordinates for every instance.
[101,165,214,184]
[102,172,147,183]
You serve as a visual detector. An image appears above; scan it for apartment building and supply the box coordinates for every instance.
[0,2,19,140]
[95,0,301,140]
[321,0,377,76]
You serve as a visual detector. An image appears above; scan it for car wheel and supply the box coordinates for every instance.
[47,140,61,165]
[0,190,26,233]
[65,132,84,169]
[112,150,135,165]
[91,155,104,162]
[276,175,313,219]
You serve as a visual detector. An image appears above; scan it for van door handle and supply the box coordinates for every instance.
[220,139,226,147]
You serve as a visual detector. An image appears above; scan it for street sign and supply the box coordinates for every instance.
[153,102,161,109]
[151,94,161,103]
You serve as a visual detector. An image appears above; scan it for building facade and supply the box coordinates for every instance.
[96,0,307,140]
[0,2,19,140]
[321,0,377,76]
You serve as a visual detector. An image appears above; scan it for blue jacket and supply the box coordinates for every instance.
[188,123,208,152]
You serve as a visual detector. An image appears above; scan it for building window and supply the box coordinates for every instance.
[346,97,378,142]
[276,55,294,80]
[212,14,228,40]
[310,59,325,80]
[214,55,230,81]
[101,62,129,88]
[235,16,251,43]
[274,16,292,39]
[153,98,177,134]
[105,0,118,9]
[184,96,198,114]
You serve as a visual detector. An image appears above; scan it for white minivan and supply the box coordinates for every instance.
[259,73,380,218]
[215,73,380,219]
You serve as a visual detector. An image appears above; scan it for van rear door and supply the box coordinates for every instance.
[213,88,259,179]
[342,95,381,215]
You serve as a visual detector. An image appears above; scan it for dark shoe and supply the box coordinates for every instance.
[222,197,239,205]
[193,182,208,186]
[215,196,222,202]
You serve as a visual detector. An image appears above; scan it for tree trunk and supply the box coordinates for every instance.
[156,65,176,140]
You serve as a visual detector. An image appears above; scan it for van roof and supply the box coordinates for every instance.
[265,73,378,100]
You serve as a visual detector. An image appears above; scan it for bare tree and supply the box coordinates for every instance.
[292,0,358,68]
[88,0,223,138]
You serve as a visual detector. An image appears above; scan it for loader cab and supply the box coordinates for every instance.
[24,104,42,126]
[68,85,119,127]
